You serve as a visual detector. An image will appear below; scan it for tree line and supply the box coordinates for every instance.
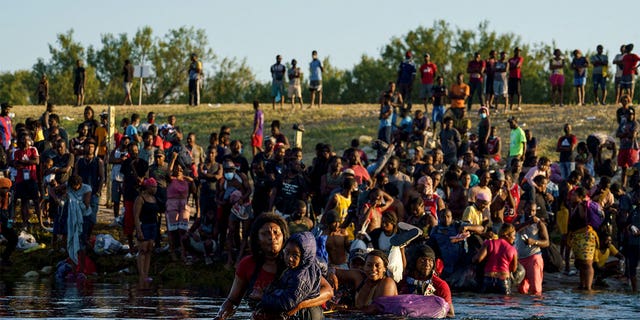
[0,21,627,106]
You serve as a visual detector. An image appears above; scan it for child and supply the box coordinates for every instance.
[319,210,350,269]
[259,231,323,319]
[287,200,314,234]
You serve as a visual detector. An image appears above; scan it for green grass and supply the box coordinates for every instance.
[14,102,619,163]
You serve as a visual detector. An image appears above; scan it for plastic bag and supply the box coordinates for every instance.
[94,234,123,255]
[17,230,38,251]
[388,246,404,283]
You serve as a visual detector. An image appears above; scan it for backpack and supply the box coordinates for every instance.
[541,242,563,273]
[586,200,605,229]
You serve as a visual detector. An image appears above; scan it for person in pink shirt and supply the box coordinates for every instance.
[473,223,518,294]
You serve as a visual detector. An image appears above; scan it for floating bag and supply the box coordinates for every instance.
[373,294,450,318]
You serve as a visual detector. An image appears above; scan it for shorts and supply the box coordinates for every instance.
[123,82,133,95]
[111,181,122,204]
[252,134,263,148]
[592,74,606,90]
[16,180,39,201]
[166,198,190,231]
[621,74,635,89]
[139,223,157,241]
[420,84,433,99]
[432,105,445,123]
[508,78,521,95]
[271,81,285,97]
[617,148,639,168]
[493,81,507,96]
[288,84,302,98]
[74,83,84,95]
[615,76,622,87]
[485,77,494,94]
[123,200,135,236]
[573,76,586,87]
[309,80,322,92]
[550,74,565,86]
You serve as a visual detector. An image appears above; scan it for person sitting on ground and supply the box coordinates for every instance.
[594,231,625,284]
[398,244,455,318]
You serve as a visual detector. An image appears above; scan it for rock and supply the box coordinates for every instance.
[40,266,53,275]
[24,271,39,279]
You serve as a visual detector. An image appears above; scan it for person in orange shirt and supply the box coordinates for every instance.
[449,73,470,120]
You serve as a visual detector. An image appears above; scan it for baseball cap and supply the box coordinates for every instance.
[343,168,356,176]
[476,192,490,202]
[349,248,367,264]
[492,170,506,181]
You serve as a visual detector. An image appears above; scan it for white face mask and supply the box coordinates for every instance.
[224,172,234,180]
[480,113,487,119]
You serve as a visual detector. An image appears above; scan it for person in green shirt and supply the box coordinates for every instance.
[507,116,526,168]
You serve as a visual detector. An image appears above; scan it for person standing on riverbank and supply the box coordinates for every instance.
[271,55,286,110]
[122,59,134,105]
[73,60,86,107]
[134,178,159,286]
[508,48,524,111]
[309,50,324,109]
[188,53,203,106]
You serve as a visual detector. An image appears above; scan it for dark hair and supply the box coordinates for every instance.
[406,244,436,275]
[131,113,140,122]
[271,120,281,129]
[366,249,389,269]
[69,175,83,188]
[250,213,290,266]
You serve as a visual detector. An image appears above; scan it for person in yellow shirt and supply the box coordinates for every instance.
[594,233,625,283]
[462,192,490,226]
[449,73,470,120]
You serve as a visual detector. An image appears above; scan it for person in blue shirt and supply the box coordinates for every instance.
[397,51,417,110]
[309,50,324,108]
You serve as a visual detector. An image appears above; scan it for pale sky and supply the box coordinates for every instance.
[2,0,639,82]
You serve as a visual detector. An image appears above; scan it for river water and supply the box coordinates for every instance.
[0,280,638,319]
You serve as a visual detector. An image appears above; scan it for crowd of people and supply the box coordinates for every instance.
[1,44,640,320]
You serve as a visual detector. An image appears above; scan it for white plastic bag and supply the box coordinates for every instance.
[388,246,404,283]
[17,230,38,251]
[94,234,123,255]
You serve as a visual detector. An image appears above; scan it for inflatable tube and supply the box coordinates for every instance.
[373,294,450,318]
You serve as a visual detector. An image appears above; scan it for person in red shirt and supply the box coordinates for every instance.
[13,134,41,229]
[621,43,640,102]
[419,53,437,112]
[467,52,486,111]
[508,47,524,111]
[398,244,455,317]
[485,50,497,109]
